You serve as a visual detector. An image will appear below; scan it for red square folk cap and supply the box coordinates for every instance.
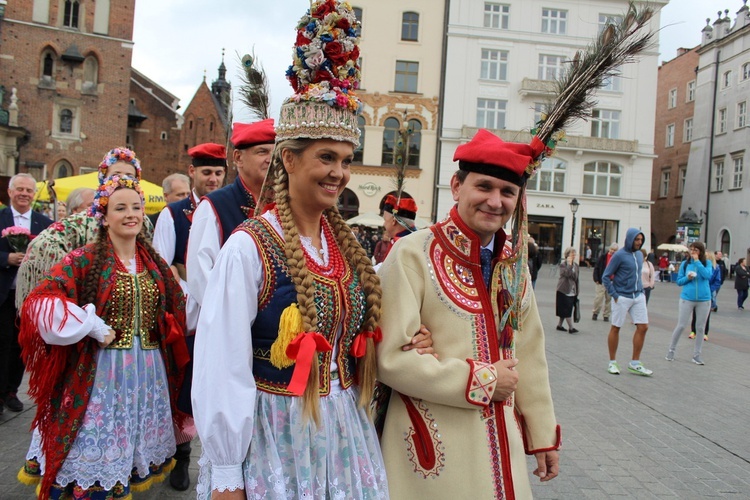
[453,129,545,186]
[188,143,227,167]
[231,119,276,149]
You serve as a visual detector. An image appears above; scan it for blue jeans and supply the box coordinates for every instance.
[711,289,718,310]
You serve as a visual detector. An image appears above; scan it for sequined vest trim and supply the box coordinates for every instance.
[237,216,366,396]
[105,269,160,349]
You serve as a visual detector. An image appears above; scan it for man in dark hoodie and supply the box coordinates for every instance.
[602,228,653,376]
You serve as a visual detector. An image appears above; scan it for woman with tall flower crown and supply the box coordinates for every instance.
[192,1,394,498]
[18,175,188,500]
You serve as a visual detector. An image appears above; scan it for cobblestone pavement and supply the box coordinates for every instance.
[1,267,748,498]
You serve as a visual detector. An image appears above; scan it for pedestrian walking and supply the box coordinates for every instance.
[689,251,721,342]
[592,243,617,321]
[734,257,749,310]
[665,242,712,365]
[556,247,580,333]
[641,248,656,303]
[602,229,652,376]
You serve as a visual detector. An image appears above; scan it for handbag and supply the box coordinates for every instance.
[573,297,581,323]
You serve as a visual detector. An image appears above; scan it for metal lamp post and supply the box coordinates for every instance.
[569,198,580,248]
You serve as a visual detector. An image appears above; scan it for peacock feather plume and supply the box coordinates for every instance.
[237,51,271,121]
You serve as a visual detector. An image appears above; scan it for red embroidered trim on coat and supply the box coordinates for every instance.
[466,359,497,407]
[400,393,445,478]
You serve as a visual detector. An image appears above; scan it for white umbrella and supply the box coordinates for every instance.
[657,243,689,252]
[346,212,384,227]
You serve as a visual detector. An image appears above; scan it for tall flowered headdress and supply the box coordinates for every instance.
[89,175,144,226]
[97,147,142,184]
[275,0,362,146]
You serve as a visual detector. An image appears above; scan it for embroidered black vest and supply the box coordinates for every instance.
[166,196,193,265]
[237,216,366,396]
[204,176,256,246]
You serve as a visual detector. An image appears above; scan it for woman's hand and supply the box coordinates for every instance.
[402,324,438,359]
[98,329,116,348]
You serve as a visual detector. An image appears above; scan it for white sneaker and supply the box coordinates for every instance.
[607,361,620,375]
[628,361,653,376]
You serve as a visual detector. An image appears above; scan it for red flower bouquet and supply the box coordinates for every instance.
[1,225,33,253]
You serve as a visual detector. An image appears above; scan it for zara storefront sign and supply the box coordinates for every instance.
[359,182,381,197]
[536,203,555,209]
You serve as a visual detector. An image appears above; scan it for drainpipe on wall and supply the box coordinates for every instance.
[431,0,450,223]
[704,49,721,245]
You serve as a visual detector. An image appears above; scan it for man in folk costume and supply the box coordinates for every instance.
[186,119,275,316]
[151,142,227,491]
[377,130,561,499]
[381,194,418,261]
[377,5,656,497]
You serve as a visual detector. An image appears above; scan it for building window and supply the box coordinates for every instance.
[42,52,54,78]
[598,14,623,33]
[382,117,400,165]
[591,109,620,139]
[476,98,506,129]
[660,170,670,198]
[717,108,727,134]
[401,12,419,41]
[527,157,566,192]
[686,80,696,102]
[722,70,732,88]
[665,123,675,147]
[63,0,80,28]
[743,63,750,81]
[738,101,747,128]
[541,8,566,34]
[601,69,621,92]
[394,61,418,93]
[484,3,509,29]
[407,119,422,167]
[54,161,72,179]
[732,155,744,189]
[480,49,508,81]
[160,131,168,140]
[678,166,687,196]
[533,102,545,124]
[353,7,362,36]
[538,54,564,81]
[668,88,677,108]
[354,115,365,163]
[583,161,622,197]
[684,118,693,142]
[82,56,98,92]
[59,109,73,134]
[713,160,724,191]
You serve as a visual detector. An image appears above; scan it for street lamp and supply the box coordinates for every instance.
[569,198,580,247]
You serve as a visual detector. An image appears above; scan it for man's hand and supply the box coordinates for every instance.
[533,450,559,482]
[491,358,519,401]
[402,324,438,359]
[7,252,24,266]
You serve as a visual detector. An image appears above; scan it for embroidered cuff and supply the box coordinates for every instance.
[211,464,244,493]
[465,359,496,407]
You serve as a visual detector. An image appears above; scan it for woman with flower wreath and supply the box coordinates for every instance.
[18,175,188,500]
[192,1,414,498]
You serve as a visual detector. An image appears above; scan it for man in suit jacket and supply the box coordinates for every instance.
[0,173,52,414]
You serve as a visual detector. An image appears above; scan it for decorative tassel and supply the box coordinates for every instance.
[270,303,303,369]
[16,466,41,485]
[129,475,154,493]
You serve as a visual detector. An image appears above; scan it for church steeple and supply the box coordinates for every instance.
[211,48,232,125]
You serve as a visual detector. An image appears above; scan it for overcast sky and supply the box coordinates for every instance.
[131,0,727,122]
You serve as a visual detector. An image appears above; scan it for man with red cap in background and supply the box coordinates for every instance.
[186,119,275,324]
[381,194,418,260]
[377,129,560,499]
[152,143,227,491]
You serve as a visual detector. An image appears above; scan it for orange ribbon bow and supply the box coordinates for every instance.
[350,326,383,358]
[286,331,333,396]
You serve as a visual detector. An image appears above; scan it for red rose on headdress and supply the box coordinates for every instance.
[312,0,336,19]
[314,69,333,82]
[350,46,360,62]
[325,41,349,65]
[296,30,310,47]
[335,17,351,31]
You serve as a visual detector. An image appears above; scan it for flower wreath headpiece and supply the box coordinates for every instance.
[89,175,144,226]
[97,147,142,184]
[275,0,362,146]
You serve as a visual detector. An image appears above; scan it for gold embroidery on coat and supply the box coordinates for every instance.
[107,270,160,349]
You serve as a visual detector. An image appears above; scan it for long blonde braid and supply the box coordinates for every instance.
[324,206,381,408]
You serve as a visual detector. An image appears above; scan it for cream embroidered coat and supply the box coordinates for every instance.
[377,208,560,500]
